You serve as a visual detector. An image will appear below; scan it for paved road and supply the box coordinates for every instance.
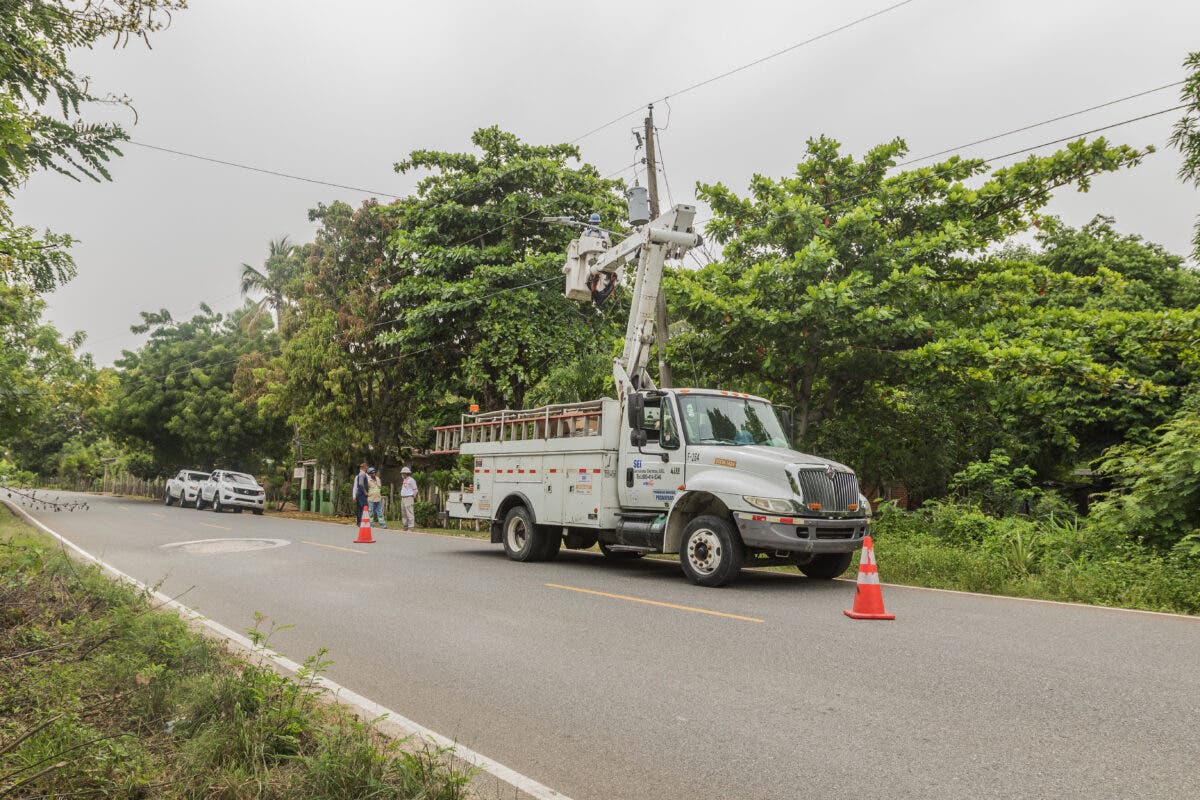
[9,492,1199,799]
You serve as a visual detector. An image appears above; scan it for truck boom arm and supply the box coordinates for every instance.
[562,204,702,398]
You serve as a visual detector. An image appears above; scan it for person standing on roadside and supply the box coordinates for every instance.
[399,466,417,531]
[366,467,386,528]
[353,462,370,520]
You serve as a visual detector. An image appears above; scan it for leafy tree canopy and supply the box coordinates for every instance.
[668,135,1174,497]
[0,0,186,291]
[377,126,628,413]
[103,303,288,473]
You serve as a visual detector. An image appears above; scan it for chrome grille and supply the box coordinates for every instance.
[794,467,859,512]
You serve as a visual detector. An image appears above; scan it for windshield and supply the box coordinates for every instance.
[227,472,257,485]
[678,395,790,447]
[186,472,208,482]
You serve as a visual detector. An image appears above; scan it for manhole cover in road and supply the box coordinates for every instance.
[161,538,290,554]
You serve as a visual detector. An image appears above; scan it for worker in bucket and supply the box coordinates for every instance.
[583,211,608,242]
[399,466,418,531]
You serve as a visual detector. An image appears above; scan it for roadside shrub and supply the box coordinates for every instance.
[0,509,470,798]
[871,498,1200,614]
[414,500,439,527]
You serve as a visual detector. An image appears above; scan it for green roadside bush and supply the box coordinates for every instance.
[0,509,470,799]
[870,499,1200,614]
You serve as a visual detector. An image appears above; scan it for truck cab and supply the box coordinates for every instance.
[616,388,868,585]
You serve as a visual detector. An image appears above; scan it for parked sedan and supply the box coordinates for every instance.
[164,470,210,508]
[196,470,266,514]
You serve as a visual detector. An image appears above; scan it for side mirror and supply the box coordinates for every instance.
[630,428,648,447]
[626,393,645,429]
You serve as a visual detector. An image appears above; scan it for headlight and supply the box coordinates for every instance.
[858,493,872,518]
[743,495,794,514]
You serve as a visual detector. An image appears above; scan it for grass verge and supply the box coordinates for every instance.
[870,501,1200,615]
[0,504,471,799]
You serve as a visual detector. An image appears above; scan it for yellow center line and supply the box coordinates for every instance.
[198,522,231,531]
[545,583,765,623]
[303,540,367,555]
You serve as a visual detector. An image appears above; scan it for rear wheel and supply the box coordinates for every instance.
[797,552,853,580]
[501,506,543,562]
[679,515,744,587]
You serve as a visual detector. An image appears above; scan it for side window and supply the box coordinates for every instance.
[641,403,662,442]
[660,401,680,450]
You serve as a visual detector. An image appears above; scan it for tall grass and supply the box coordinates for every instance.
[0,507,470,799]
[870,500,1200,614]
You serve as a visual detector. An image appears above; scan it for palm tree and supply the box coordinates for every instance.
[240,236,296,332]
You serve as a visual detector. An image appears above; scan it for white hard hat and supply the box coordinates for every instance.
[401,466,411,474]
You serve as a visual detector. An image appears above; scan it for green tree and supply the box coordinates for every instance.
[1170,50,1200,262]
[260,200,417,468]
[240,235,299,331]
[377,126,628,414]
[0,283,94,462]
[669,135,1158,497]
[103,303,288,473]
[0,0,187,291]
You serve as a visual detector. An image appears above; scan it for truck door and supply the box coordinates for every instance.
[618,394,681,511]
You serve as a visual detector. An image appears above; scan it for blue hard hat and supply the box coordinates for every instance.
[589,212,601,223]
[367,467,376,474]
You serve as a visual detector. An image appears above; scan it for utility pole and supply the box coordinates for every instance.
[644,104,674,388]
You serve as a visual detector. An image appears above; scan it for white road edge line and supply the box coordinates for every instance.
[3,499,574,800]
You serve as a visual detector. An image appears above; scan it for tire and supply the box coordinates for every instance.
[598,541,644,559]
[798,552,854,580]
[252,509,263,516]
[164,491,173,506]
[195,494,206,510]
[501,506,543,562]
[679,515,744,587]
[212,495,223,513]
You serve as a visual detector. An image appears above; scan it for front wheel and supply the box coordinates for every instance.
[797,552,854,580]
[164,491,173,506]
[252,508,263,516]
[212,495,223,513]
[501,506,544,562]
[195,494,206,510]
[679,515,744,587]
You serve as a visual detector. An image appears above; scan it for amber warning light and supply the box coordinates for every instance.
[469,404,479,413]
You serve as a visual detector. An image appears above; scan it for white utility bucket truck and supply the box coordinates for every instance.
[437,198,869,586]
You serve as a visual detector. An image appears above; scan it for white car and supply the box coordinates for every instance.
[196,470,266,515]
[165,469,210,508]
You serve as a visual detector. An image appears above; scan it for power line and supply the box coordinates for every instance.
[898,80,1186,167]
[568,0,918,145]
[694,103,1187,243]
[120,2,920,275]
[126,140,405,199]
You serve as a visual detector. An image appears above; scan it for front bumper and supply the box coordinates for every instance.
[220,491,265,510]
[734,511,867,554]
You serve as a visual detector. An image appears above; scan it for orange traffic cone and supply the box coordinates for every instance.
[844,535,894,620]
[354,507,375,544]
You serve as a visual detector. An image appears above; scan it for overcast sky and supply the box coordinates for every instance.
[13,0,1200,365]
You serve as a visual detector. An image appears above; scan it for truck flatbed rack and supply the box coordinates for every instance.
[431,399,610,454]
